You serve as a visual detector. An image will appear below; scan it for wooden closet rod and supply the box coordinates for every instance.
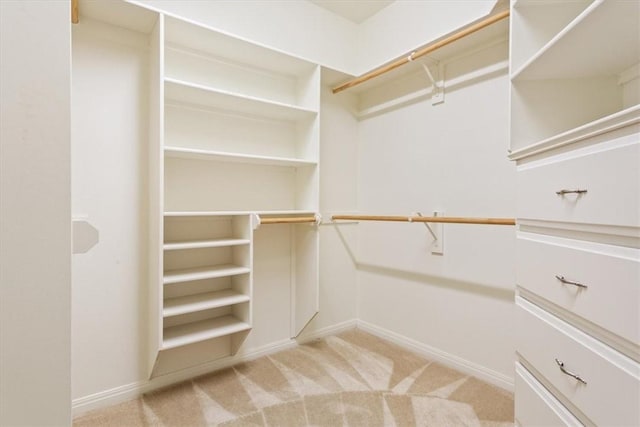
[259,216,318,225]
[332,9,510,94]
[71,0,79,24]
[332,215,515,226]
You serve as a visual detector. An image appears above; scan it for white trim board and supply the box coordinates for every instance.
[356,320,515,392]
[72,320,357,418]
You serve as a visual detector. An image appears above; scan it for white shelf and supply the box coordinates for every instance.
[512,0,640,80]
[163,289,250,318]
[164,210,316,217]
[164,146,317,167]
[163,264,250,285]
[510,104,640,160]
[163,238,250,251]
[162,315,251,350]
[164,78,317,121]
[164,15,315,77]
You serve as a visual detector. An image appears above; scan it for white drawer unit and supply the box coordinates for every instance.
[517,297,640,427]
[511,0,640,425]
[517,232,640,349]
[517,133,639,228]
[515,362,582,427]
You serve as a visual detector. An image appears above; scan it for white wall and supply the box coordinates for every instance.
[0,1,72,425]
[131,0,358,73]
[355,40,516,385]
[71,19,150,400]
[356,1,497,73]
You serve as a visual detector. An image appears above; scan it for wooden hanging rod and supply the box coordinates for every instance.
[331,215,515,226]
[71,0,79,24]
[259,216,318,225]
[332,9,510,94]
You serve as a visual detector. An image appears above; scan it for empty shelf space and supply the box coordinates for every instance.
[163,265,251,285]
[164,78,317,121]
[163,238,250,251]
[163,289,250,318]
[512,0,639,80]
[164,146,317,167]
[510,104,640,159]
[162,315,251,350]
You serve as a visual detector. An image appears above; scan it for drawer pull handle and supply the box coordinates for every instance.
[556,189,587,196]
[555,359,587,385]
[555,275,588,289]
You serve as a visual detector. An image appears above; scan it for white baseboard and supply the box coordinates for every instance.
[296,318,358,343]
[72,337,296,417]
[72,320,359,418]
[73,318,512,417]
[356,320,514,392]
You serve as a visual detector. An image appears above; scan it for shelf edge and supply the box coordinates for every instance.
[509,105,640,160]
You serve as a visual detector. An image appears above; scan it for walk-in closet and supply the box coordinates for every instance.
[1,0,638,425]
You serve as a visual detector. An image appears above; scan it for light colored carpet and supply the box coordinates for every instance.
[74,329,514,426]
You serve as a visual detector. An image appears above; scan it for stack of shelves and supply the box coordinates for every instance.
[162,214,253,351]
[510,1,640,425]
[163,16,320,214]
[147,13,322,367]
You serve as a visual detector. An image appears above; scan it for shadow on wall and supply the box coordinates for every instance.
[356,262,514,302]
[328,224,514,303]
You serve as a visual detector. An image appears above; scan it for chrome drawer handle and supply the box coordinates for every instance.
[555,275,588,289]
[555,359,587,385]
[556,189,587,195]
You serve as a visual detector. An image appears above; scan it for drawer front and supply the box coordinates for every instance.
[517,136,639,227]
[515,362,581,427]
[517,233,640,345]
[516,297,640,426]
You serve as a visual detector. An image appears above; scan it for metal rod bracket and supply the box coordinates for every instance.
[420,62,445,105]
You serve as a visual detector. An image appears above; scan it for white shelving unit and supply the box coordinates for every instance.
[161,214,253,354]
[146,11,321,370]
[509,0,640,154]
[510,1,640,425]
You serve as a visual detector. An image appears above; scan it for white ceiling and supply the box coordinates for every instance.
[309,0,395,24]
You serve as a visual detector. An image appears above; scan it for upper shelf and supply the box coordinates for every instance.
[165,78,317,121]
[512,0,640,81]
[164,210,316,217]
[164,146,317,168]
[164,15,316,78]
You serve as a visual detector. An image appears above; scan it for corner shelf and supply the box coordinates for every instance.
[164,78,317,121]
[163,264,251,285]
[163,289,250,318]
[512,0,639,81]
[162,316,251,350]
[164,146,317,167]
